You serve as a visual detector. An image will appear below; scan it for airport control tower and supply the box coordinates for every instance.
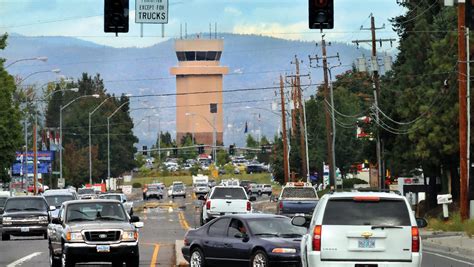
[170,38,228,147]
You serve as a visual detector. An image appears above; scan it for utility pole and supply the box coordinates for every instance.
[458,2,469,221]
[289,55,309,181]
[33,118,37,195]
[352,14,395,190]
[309,35,338,188]
[280,75,289,183]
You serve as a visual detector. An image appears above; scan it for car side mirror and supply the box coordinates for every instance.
[123,199,127,203]
[234,232,249,242]
[134,222,144,228]
[249,196,257,202]
[51,217,62,225]
[130,215,140,223]
[291,216,306,227]
[49,206,56,211]
[416,218,428,228]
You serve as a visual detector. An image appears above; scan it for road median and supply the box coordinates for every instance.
[175,240,189,267]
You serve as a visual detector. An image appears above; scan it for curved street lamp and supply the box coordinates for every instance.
[17,69,61,86]
[5,56,48,69]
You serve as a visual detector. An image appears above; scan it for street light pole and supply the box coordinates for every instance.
[60,94,99,181]
[89,97,112,185]
[107,99,132,180]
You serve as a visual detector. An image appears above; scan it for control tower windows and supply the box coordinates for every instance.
[176,51,223,61]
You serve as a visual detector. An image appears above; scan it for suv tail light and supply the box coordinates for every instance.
[247,201,251,211]
[206,200,211,210]
[279,201,283,210]
[411,226,420,252]
[312,225,322,251]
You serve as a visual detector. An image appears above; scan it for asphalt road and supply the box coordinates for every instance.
[1,190,472,267]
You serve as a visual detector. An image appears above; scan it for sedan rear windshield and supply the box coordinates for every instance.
[281,187,317,199]
[45,195,74,207]
[78,188,94,194]
[211,188,247,199]
[5,198,48,212]
[99,195,121,201]
[0,197,8,207]
[323,198,411,226]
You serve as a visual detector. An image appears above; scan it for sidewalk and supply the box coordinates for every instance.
[421,229,474,260]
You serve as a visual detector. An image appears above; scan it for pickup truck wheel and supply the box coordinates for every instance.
[258,191,262,196]
[250,250,268,267]
[190,247,206,267]
[129,208,134,216]
[49,247,61,267]
[126,255,139,267]
[61,249,75,267]
[44,232,48,239]
[2,233,10,241]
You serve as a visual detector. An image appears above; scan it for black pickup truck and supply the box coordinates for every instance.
[276,183,319,219]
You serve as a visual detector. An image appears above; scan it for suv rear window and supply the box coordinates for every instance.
[281,187,317,199]
[323,198,411,226]
[211,187,247,199]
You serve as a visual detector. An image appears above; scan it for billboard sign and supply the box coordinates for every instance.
[16,151,54,162]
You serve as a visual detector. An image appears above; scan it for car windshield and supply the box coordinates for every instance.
[196,183,208,187]
[211,187,247,199]
[148,186,160,191]
[281,187,317,199]
[78,188,95,195]
[174,184,184,190]
[66,202,127,222]
[247,217,306,237]
[45,195,74,207]
[5,198,48,212]
[99,195,121,201]
[323,198,411,226]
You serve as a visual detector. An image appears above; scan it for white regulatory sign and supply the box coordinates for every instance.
[135,0,168,24]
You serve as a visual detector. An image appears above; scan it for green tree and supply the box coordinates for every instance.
[216,149,229,166]
[0,34,22,183]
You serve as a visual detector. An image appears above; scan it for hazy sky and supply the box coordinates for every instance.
[0,0,405,49]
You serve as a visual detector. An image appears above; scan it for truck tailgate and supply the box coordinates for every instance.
[281,199,318,214]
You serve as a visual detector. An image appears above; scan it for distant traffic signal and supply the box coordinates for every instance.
[467,0,474,28]
[104,0,129,34]
[309,0,334,30]
[142,145,147,156]
[229,145,235,155]
[198,145,204,154]
[173,146,178,156]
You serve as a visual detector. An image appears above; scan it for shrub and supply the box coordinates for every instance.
[343,178,368,189]
[132,182,142,188]
[464,219,474,238]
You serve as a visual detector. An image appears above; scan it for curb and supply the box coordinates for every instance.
[423,239,474,260]
[175,240,189,267]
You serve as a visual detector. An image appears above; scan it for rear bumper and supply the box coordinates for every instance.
[64,241,139,263]
[2,225,47,236]
[306,252,422,267]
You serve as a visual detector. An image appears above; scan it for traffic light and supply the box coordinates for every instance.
[173,146,178,156]
[142,145,147,156]
[308,0,334,30]
[229,145,235,155]
[261,145,266,154]
[467,0,474,29]
[104,0,129,34]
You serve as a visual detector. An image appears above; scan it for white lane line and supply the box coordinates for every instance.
[7,252,43,267]
[424,250,474,265]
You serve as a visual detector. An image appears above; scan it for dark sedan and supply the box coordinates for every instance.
[182,214,305,267]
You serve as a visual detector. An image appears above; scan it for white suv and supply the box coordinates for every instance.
[293,191,427,267]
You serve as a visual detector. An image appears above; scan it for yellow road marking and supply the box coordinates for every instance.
[150,244,161,267]
[179,211,190,230]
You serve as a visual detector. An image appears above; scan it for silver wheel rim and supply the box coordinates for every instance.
[253,253,266,267]
[49,250,53,266]
[61,252,66,267]
[190,251,202,267]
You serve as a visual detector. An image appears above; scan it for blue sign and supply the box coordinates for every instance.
[12,163,51,174]
[16,151,54,162]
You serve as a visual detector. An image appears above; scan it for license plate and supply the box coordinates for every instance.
[96,245,110,253]
[358,239,375,248]
[21,227,29,232]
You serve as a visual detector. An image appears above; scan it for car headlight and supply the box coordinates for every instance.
[122,230,138,241]
[272,248,297,254]
[66,231,83,242]
[2,216,12,225]
[38,216,48,223]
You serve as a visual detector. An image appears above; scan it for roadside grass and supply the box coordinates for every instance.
[427,212,474,237]
[126,173,276,187]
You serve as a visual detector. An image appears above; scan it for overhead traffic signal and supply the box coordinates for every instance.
[142,146,147,156]
[308,0,334,30]
[467,0,474,29]
[173,146,178,156]
[198,145,204,155]
[229,145,235,155]
[104,0,129,34]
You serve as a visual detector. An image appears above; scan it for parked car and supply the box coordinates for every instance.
[276,182,319,220]
[246,164,266,174]
[99,193,134,215]
[201,186,256,225]
[1,196,50,240]
[182,214,305,267]
[248,184,273,196]
[143,184,164,200]
[171,182,186,199]
[48,199,143,266]
[239,180,252,191]
[293,191,428,267]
